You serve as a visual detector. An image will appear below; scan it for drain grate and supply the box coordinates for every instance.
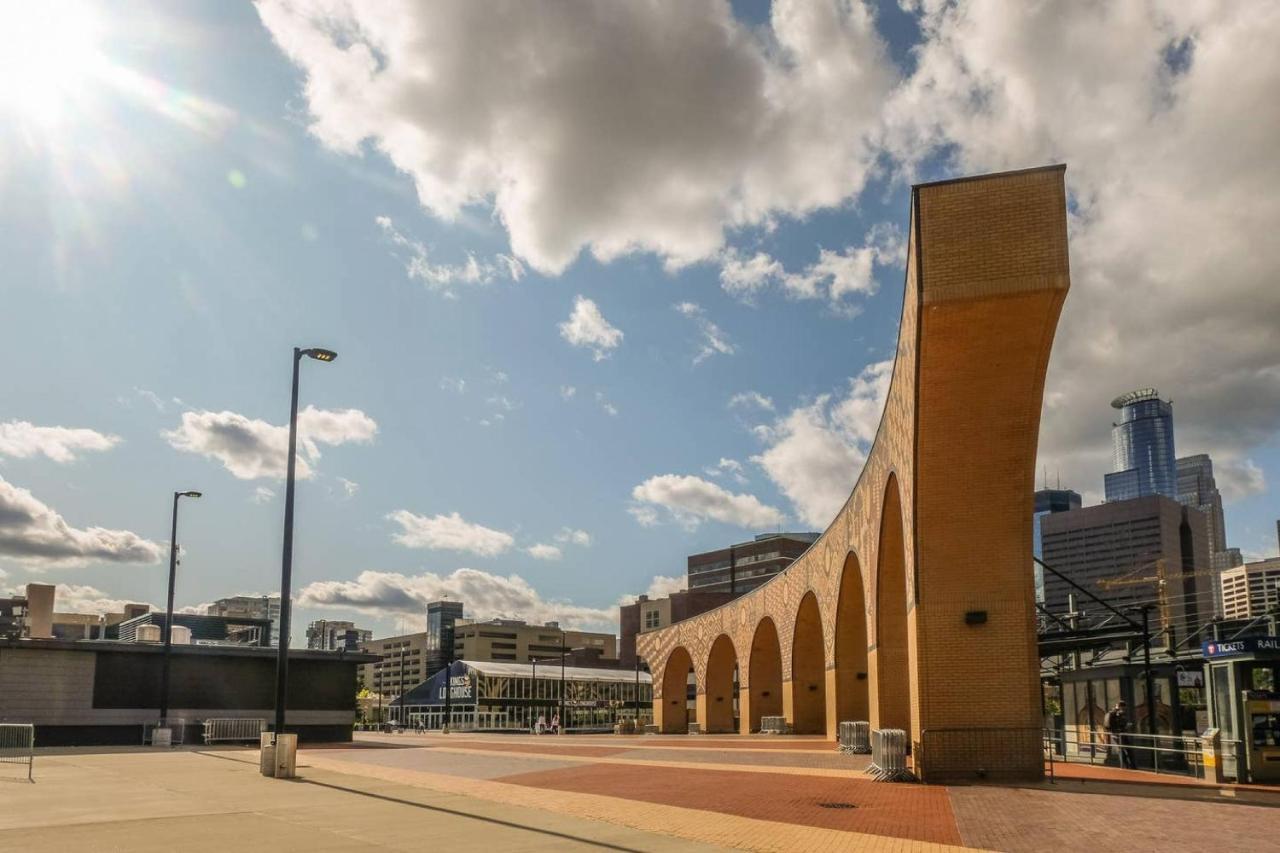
[817,802,857,809]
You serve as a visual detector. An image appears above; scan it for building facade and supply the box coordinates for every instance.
[453,618,617,666]
[619,589,736,670]
[686,533,819,596]
[306,619,373,651]
[424,599,464,677]
[1176,453,1241,615]
[358,632,429,699]
[1220,559,1280,620]
[1104,389,1178,502]
[207,596,281,646]
[1041,495,1213,641]
[116,612,272,646]
[1033,488,1082,603]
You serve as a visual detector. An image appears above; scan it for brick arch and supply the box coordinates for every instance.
[789,591,826,734]
[872,472,911,733]
[658,646,693,733]
[702,634,738,733]
[638,166,1070,781]
[744,616,782,733]
[828,549,870,738]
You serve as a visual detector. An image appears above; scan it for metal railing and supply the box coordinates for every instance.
[759,715,790,734]
[868,728,914,781]
[143,718,188,746]
[203,718,267,744]
[1046,726,1244,781]
[0,723,34,782]
[838,720,871,754]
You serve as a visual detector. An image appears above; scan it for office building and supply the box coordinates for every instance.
[424,599,464,676]
[1220,558,1280,620]
[358,632,430,699]
[0,583,148,641]
[687,532,819,596]
[619,589,735,669]
[452,618,617,667]
[306,619,373,651]
[1041,495,1213,641]
[116,612,272,646]
[1177,453,1245,615]
[1104,389,1178,502]
[1033,488,1082,603]
[207,596,281,646]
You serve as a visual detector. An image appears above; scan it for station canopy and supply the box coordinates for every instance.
[392,659,650,707]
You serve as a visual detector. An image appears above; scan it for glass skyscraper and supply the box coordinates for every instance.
[1103,388,1178,502]
[1032,488,1082,602]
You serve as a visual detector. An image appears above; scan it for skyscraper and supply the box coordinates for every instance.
[1033,488,1082,603]
[1104,388,1178,502]
[1175,453,1241,616]
[424,599,464,677]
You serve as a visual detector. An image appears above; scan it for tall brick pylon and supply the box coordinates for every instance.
[637,165,1070,782]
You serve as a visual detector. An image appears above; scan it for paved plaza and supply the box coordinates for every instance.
[3,733,1278,852]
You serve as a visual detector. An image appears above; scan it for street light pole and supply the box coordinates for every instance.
[559,632,566,732]
[634,654,640,727]
[159,490,201,725]
[274,346,336,738]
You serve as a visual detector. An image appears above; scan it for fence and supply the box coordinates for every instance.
[868,728,914,782]
[838,721,871,754]
[0,723,34,782]
[1046,726,1245,781]
[142,718,188,747]
[203,718,267,744]
[759,715,790,734]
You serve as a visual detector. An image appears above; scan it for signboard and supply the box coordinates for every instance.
[1176,670,1204,688]
[1201,637,1280,659]
[438,674,473,702]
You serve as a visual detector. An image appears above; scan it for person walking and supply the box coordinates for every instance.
[1104,700,1136,769]
[535,714,546,735]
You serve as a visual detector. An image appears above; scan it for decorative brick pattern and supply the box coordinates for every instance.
[637,166,1069,782]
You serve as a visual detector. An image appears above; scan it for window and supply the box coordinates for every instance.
[643,610,662,631]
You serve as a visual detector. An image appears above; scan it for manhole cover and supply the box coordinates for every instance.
[817,802,857,809]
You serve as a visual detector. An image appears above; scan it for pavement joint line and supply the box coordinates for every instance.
[302,750,978,853]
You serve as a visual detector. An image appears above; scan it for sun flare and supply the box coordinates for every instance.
[0,1,105,125]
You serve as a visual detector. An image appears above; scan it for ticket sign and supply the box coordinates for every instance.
[1201,637,1280,658]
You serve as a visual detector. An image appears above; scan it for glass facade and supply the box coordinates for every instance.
[1104,389,1177,502]
[1032,488,1081,603]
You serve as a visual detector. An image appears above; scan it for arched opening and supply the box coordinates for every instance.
[873,472,911,733]
[746,617,782,733]
[659,646,694,733]
[832,551,870,735]
[703,634,738,733]
[790,591,827,735]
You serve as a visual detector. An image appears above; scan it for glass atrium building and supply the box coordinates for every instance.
[1104,388,1178,502]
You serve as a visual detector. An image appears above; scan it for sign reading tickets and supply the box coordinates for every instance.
[1201,637,1280,659]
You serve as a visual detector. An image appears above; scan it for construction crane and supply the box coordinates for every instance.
[1097,558,1218,634]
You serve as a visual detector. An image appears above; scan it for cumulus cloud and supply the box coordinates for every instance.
[251,486,276,504]
[704,457,749,485]
[0,421,120,463]
[526,543,562,561]
[674,302,736,365]
[1217,457,1267,504]
[618,573,688,606]
[752,360,891,528]
[555,528,592,548]
[882,1,1280,503]
[0,475,163,567]
[719,250,785,301]
[297,567,616,633]
[388,510,513,557]
[256,0,894,275]
[559,296,623,361]
[376,215,523,297]
[729,391,775,412]
[630,474,784,530]
[440,377,467,394]
[163,406,377,480]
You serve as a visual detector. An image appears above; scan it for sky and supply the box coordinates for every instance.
[2,0,1278,640]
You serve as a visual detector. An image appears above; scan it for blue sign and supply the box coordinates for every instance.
[1202,637,1280,658]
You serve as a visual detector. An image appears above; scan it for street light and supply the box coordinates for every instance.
[274,346,337,738]
[159,490,202,725]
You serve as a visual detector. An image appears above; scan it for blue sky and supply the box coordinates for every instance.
[2,1,1277,638]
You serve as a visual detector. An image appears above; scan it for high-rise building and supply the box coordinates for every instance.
[424,599,464,677]
[1041,495,1213,642]
[306,619,373,651]
[1104,389,1178,502]
[208,596,281,646]
[358,632,429,698]
[686,532,819,596]
[452,618,618,667]
[1219,558,1280,620]
[1176,453,1243,616]
[1032,488,1082,603]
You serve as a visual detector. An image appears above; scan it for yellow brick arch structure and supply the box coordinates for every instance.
[636,165,1071,782]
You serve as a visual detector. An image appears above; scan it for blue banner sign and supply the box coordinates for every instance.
[1202,637,1280,658]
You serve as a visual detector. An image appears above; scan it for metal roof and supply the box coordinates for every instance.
[457,659,651,683]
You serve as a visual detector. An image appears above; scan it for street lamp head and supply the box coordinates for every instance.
[301,347,337,363]
[178,491,203,498]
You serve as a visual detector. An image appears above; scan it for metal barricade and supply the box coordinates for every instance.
[1045,726,1245,782]
[143,718,187,747]
[203,718,267,744]
[867,728,914,782]
[0,723,34,782]
[760,715,790,734]
[838,721,871,754]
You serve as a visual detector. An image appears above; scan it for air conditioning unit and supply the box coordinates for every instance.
[170,625,193,645]
[136,624,162,643]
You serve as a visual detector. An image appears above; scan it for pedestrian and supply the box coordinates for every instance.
[1104,700,1136,769]
[535,714,546,735]
[551,713,560,735]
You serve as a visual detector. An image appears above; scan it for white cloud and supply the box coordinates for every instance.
[559,296,623,361]
[719,250,784,301]
[376,215,523,297]
[559,385,577,400]
[594,391,619,417]
[133,387,167,412]
[630,474,784,530]
[555,528,592,548]
[673,302,735,365]
[618,573,688,606]
[297,567,617,633]
[703,457,748,485]
[0,421,120,463]
[728,391,774,412]
[0,582,153,616]
[1218,457,1267,504]
[338,477,360,498]
[526,543,562,561]
[440,377,467,394]
[163,406,377,480]
[752,360,891,528]
[251,486,276,504]
[882,1,1280,504]
[257,0,894,275]
[0,475,163,567]
[388,510,514,557]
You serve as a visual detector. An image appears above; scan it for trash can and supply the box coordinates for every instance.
[259,732,275,777]
[273,733,298,779]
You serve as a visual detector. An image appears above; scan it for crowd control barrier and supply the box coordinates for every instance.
[760,715,791,734]
[838,721,872,754]
[204,718,267,744]
[867,728,914,782]
[0,723,35,782]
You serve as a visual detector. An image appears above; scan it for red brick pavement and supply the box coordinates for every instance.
[432,740,630,759]
[497,761,964,845]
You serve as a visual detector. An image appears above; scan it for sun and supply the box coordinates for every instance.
[0,1,105,126]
